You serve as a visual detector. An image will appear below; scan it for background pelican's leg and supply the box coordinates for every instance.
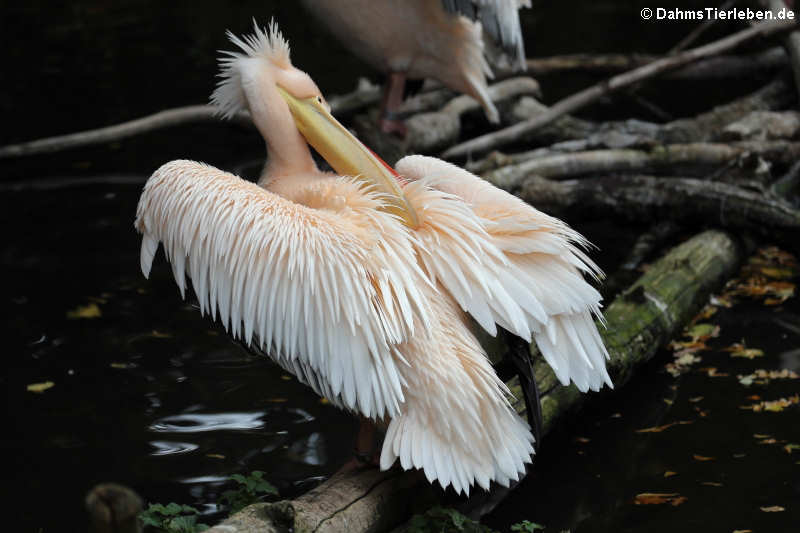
[379,71,408,137]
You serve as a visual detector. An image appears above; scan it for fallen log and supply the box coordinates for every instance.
[207,230,741,533]
[479,141,800,188]
[514,174,800,237]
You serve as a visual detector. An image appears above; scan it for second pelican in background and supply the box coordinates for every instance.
[301,0,531,135]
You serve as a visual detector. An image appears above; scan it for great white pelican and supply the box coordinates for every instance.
[134,22,611,495]
[300,0,531,135]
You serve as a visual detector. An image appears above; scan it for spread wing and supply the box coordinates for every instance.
[397,155,612,392]
[135,159,432,419]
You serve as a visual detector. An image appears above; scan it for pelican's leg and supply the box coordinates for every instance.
[338,416,380,473]
[379,72,408,138]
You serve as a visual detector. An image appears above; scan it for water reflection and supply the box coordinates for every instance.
[150,412,266,433]
[287,432,327,466]
[149,440,200,456]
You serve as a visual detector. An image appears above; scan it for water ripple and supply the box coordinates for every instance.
[149,440,199,456]
[149,411,265,433]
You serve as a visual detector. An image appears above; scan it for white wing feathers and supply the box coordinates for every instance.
[397,155,612,392]
[135,160,432,419]
[380,291,534,495]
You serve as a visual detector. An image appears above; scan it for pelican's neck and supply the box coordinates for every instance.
[243,67,317,187]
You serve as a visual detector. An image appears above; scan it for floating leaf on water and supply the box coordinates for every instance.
[610,413,622,418]
[740,395,800,412]
[206,453,225,459]
[280,375,292,381]
[664,471,677,478]
[686,323,719,343]
[663,398,674,406]
[699,367,729,377]
[636,421,693,433]
[110,362,133,369]
[689,396,704,403]
[724,342,765,359]
[27,381,54,393]
[575,437,591,443]
[753,434,771,439]
[66,303,101,319]
[760,506,785,512]
[733,453,747,458]
[710,294,733,308]
[733,530,753,533]
[633,493,687,506]
[738,374,755,386]
[747,395,762,401]
[701,481,723,487]
[693,454,715,461]
[267,398,288,403]
[693,305,717,321]
[760,267,795,279]
[783,444,800,454]
[149,330,172,338]
[758,438,778,445]
[319,397,329,405]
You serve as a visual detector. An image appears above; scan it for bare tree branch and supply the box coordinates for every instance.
[441,20,797,160]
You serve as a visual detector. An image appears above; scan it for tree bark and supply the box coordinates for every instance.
[515,174,800,236]
[207,230,741,533]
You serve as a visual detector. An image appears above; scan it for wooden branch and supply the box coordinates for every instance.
[0,81,381,160]
[767,0,800,102]
[207,230,741,533]
[480,141,800,188]
[523,48,786,80]
[487,75,793,156]
[669,0,738,53]
[441,20,798,160]
[514,174,800,234]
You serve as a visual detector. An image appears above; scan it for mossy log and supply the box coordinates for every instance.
[207,230,740,533]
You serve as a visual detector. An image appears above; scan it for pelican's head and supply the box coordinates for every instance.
[211,21,418,227]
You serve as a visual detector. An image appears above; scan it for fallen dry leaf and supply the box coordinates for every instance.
[784,443,800,454]
[689,396,704,403]
[693,454,715,461]
[724,342,765,360]
[664,471,677,478]
[66,303,101,319]
[701,481,723,487]
[710,294,733,307]
[686,323,720,343]
[753,434,771,439]
[27,381,54,393]
[699,367,729,377]
[633,493,688,506]
[636,421,693,433]
[760,506,785,512]
[693,305,717,321]
[740,395,800,412]
[575,437,591,443]
[206,453,225,459]
[732,530,753,533]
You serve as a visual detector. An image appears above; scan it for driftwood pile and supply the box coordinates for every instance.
[5,13,800,533]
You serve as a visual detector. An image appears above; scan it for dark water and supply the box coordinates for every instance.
[1,1,797,532]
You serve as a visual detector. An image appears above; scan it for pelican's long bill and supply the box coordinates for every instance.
[277,86,419,227]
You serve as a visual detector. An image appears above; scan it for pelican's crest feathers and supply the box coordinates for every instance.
[211,19,292,119]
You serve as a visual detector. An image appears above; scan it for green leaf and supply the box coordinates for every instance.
[511,520,545,532]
